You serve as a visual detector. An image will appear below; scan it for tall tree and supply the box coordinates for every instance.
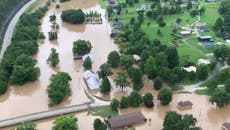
[210,90,230,108]
[157,88,173,105]
[128,91,143,107]
[47,48,59,67]
[114,71,130,91]
[98,63,112,78]
[83,57,92,70]
[72,40,92,56]
[165,47,179,69]
[52,115,78,130]
[93,118,107,130]
[110,99,120,111]
[107,51,120,68]
[100,77,111,95]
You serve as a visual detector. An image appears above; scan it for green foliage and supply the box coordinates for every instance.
[15,121,37,130]
[107,51,120,68]
[143,92,154,108]
[92,105,118,118]
[100,77,111,95]
[163,111,197,130]
[47,48,59,67]
[11,54,40,85]
[120,55,135,69]
[61,9,85,24]
[114,71,130,91]
[47,72,72,106]
[225,79,230,93]
[128,91,142,107]
[196,65,208,80]
[210,89,230,108]
[110,99,120,111]
[98,63,112,78]
[154,76,163,90]
[72,40,92,56]
[120,96,129,109]
[127,67,143,90]
[207,80,218,91]
[144,56,157,79]
[93,118,107,130]
[52,115,78,130]
[0,69,8,94]
[158,88,173,105]
[48,31,58,40]
[60,0,70,3]
[83,57,92,70]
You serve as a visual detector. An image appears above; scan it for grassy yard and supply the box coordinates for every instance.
[200,2,220,27]
[91,105,118,118]
[177,43,204,65]
[195,87,225,96]
[187,37,215,54]
[99,0,107,9]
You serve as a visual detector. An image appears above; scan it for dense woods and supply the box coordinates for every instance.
[0,1,50,95]
[61,9,85,24]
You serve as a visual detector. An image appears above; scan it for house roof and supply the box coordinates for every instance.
[108,112,146,129]
[223,122,230,130]
[198,36,213,39]
[177,101,193,108]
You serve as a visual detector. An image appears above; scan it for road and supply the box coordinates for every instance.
[0,0,37,61]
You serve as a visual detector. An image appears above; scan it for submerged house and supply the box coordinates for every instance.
[107,112,147,129]
[83,70,100,90]
[222,122,230,130]
[177,101,193,110]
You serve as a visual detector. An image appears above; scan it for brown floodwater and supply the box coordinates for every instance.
[0,0,118,120]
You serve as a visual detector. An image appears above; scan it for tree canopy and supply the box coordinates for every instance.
[47,48,59,67]
[93,118,107,130]
[114,71,130,91]
[14,121,37,130]
[52,115,78,130]
[73,40,92,56]
[157,88,173,105]
[61,9,85,24]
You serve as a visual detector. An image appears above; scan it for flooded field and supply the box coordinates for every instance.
[0,0,118,120]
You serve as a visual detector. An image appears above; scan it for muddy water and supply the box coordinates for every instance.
[0,0,118,120]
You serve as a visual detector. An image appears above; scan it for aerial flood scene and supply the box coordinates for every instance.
[0,0,230,130]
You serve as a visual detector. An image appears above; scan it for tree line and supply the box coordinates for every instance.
[0,1,51,95]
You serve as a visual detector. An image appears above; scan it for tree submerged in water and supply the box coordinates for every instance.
[47,48,59,67]
[61,9,85,24]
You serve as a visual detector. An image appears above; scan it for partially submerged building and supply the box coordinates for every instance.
[222,122,230,130]
[107,112,147,129]
[83,70,100,90]
[177,101,193,110]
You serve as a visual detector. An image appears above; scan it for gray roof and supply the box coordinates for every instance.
[223,122,230,130]
[108,112,146,129]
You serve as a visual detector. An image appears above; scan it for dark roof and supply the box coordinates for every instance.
[177,101,193,107]
[108,112,146,129]
[223,122,230,130]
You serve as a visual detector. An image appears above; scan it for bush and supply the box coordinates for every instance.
[158,88,172,105]
[154,76,163,90]
[120,96,129,109]
[128,91,142,107]
[83,57,92,70]
[143,92,154,108]
[48,31,57,40]
[61,9,85,24]
[110,99,119,111]
[72,40,92,56]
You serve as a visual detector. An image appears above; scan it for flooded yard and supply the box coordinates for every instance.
[0,0,118,120]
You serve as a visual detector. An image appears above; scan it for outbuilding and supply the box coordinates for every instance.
[177,101,193,110]
[222,122,230,130]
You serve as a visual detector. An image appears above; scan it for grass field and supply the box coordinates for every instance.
[195,87,225,96]
[91,105,118,118]
[200,2,220,26]
[187,37,215,54]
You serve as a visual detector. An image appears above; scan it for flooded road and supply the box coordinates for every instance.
[0,0,118,120]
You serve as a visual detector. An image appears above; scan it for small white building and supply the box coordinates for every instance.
[180,31,192,36]
[183,66,197,72]
[83,70,101,90]
[82,54,94,62]
[198,59,211,65]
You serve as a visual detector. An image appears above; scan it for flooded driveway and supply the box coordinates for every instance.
[0,0,118,120]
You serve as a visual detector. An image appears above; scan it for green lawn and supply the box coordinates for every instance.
[99,0,107,9]
[187,37,215,54]
[91,105,118,118]
[200,2,220,26]
[177,43,204,65]
[25,0,42,13]
[195,87,225,96]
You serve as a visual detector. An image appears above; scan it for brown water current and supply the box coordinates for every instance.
[0,0,118,120]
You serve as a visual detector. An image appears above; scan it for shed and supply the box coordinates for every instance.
[108,112,146,129]
[183,66,197,72]
[180,31,192,36]
[222,122,230,130]
[198,36,213,42]
[177,101,193,110]
[198,59,211,65]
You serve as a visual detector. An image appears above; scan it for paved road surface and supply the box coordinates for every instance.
[0,104,90,128]
[0,0,37,61]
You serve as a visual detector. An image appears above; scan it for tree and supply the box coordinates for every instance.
[196,65,208,80]
[100,77,111,95]
[107,51,120,68]
[120,96,129,109]
[165,47,179,69]
[93,118,107,130]
[154,76,163,90]
[199,6,206,15]
[144,56,158,79]
[0,69,8,95]
[83,57,92,70]
[210,90,230,108]
[186,1,192,10]
[225,79,230,93]
[114,71,130,91]
[127,67,143,90]
[98,63,112,78]
[48,31,58,40]
[61,9,85,24]
[73,40,92,56]
[128,91,143,107]
[52,115,78,130]
[110,99,119,111]
[120,55,135,69]
[143,92,154,108]
[158,88,172,105]
[11,54,40,85]
[47,72,72,106]
[15,121,37,130]
[47,48,59,67]
[190,10,199,17]
[163,111,197,130]
[207,80,218,91]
